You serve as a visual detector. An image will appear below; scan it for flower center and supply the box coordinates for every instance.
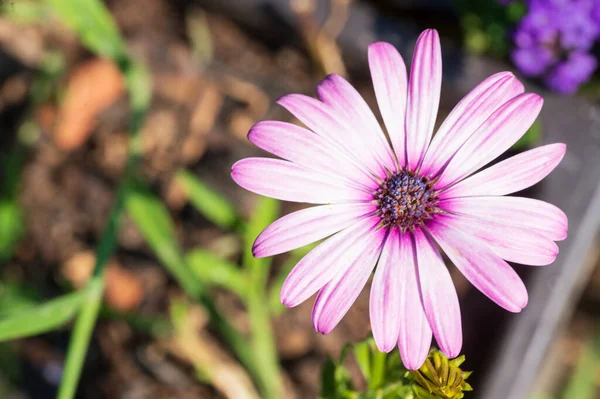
[375,170,439,230]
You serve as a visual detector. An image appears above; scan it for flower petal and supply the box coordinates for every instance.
[312,225,387,334]
[406,29,442,170]
[435,93,543,190]
[413,228,462,358]
[439,196,568,241]
[317,74,397,173]
[397,231,432,370]
[368,42,408,166]
[370,229,402,353]
[277,94,386,178]
[438,214,559,266]
[231,158,372,204]
[441,143,566,198]
[248,121,378,190]
[429,218,528,312]
[253,203,376,258]
[420,72,524,177]
[281,216,381,307]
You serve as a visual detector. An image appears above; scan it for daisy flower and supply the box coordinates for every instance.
[231,29,568,369]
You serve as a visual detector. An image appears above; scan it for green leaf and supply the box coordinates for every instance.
[353,340,373,383]
[46,0,127,61]
[0,282,40,314]
[175,170,239,231]
[124,181,204,297]
[319,356,354,399]
[0,290,84,341]
[185,248,246,299]
[0,200,24,263]
[320,357,340,399]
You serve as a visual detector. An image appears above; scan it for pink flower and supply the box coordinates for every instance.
[231,29,568,370]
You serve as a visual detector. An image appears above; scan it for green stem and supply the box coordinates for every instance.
[56,276,105,399]
[56,184,126,398]
[56,61,149,399]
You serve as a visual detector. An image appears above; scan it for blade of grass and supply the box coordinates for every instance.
[185,248,246,299]
[57,276,104,399]
[244,195,282,399]
[0,290,84,341]
[125,181,256,373]
[46,0,127,61]
[175,169,241,231]
[124,181,204,297]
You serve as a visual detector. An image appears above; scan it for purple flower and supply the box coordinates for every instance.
[545,51,598,93]
[232,30,568,370]
[511,46,556,77]
[510,0,599,93]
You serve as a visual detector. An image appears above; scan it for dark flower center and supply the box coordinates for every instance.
[375,170,439,230]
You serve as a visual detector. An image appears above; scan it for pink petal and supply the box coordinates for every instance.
[397,231,432,370]
[405,29,442,170]
[441,143,566,198]
[435,93,543,190]
[420,72,524,177]
[281,216,381,307]
[253,203,376,258]
[277,94,386,178]
[439,214,559,266]
[439,196,568,241]
[231,158,372,204]
[368,42,408,166]
[316,74,397,173]
[311,225,387,334]
[429,218,528,312]
[248,121,378,190]
[413,228,462,358]
[370,229,402,353]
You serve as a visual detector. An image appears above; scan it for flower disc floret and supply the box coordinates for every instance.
[376,170,438,230]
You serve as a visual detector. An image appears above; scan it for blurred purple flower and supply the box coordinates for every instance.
[508,0,599,94]
[511,46,556,77]
[544,52,598,94]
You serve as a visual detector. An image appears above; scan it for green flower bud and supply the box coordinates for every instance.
[406,350,473,399]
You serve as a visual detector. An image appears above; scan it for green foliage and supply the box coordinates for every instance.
[46,0,128,62]
[319,341,472,399]
[125,181,205,297]
[185,248,246,299]
[458,0,526,56]
[0,290,84,341]
[175,169,240,231]
[319,338,412,399]
[0,282,40,313]
[1,0,48,24]
[0,201,23,263]
[561,324,600,399]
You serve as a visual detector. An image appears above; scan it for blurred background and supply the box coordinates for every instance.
[0,0,599,398]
